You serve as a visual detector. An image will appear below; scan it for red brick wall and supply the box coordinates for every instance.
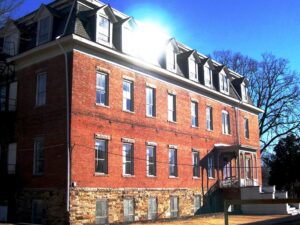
[70,51,262,189]
[16,54,67,188]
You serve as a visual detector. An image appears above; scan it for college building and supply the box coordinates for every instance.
[0,0,263,224]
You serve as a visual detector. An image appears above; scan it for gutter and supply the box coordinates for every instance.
[55,0,76,213]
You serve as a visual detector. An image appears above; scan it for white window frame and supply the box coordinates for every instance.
[244,117,250,139]
[219,72,229,94]
[96,72,108,106]
[204,65,213,87]
[192,151,200,178]
[146,87,155,117]
[124,198,134,222]
[170,196,179,218]
[166,44,176,72]
[222,110,230,135]
[208,156,214,178]
[148,197,157,220]
[36,72,47,107]
[191,101,198,127]
[96,199,108,224]
[189,57,198,81]
[123,80,133,112]
[33,137,45,175]
[122,143,134,176]
[3,31,19,56]
[146,146,156,177]
[96,12,112,46]
[36,15,53,46]
[168,94,176,122]
[169,148,177,177]
[241,83,248,102]
[95,139,108,174]
[206,106,213,130]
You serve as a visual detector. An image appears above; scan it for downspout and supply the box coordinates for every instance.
[55,0,76,213]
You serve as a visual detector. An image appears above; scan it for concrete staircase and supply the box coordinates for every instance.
[241,186,300,215]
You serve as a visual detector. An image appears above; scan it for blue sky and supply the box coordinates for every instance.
[14,0,300,72]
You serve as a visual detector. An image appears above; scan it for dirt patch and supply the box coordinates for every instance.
[134,214,295,225]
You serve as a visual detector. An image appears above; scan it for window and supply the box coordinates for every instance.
[244,118,249,139]
[3,32,19,55]
[192,151,200,178]
[96,14,110,44]
[96,199,108,224]
[36,72,47,106]
[222,111,230,134]
[96,72,108,106]
[37,16,51,45]
[241,83,248,102]
[219,73,229,94]
[7,143,17,174]
[32,200,44,224]
[204,65,213,87]
[170,196,179,218]
[208,156,214,178]
[194,195,201,215]
[33,138,44,175]
[146,87,155,117]
[123,80,133,112]
[189,57,198,81]
[169,148,177,177]
[168,94,176,122]
[146,146,156,176]
[0,85,6,111]
[148,197,157,220]
[191,101,198,127]
[123,143,134,175]
[206,106,213,130]
[122,25,136,55]
[124,198,134,222]
[166,45,176,72]
[95,140,108,174]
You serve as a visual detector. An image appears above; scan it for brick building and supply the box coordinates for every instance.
[0,0,263,224]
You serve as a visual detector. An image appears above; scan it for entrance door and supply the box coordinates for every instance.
[223,158,231,179]
[245,157,251,179]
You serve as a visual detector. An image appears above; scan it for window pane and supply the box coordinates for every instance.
[123,144,133,175]
[123,80,133,111]
[124,199,134,222]
[38,16,50,44]
[194,195,201,214]
[97,15,110,43]
[36,73,47,106]
[34,138,44,174]
[166,45,175,71]
[96,199,108,224]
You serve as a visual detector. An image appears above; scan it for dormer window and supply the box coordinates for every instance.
[37,15,52,45]
[204,65,213,87]
[241,83,248,102]
[166,44,176,72]
[122,22,136,55]
[3,32,19,56]
[219,72,229,94]
[189,57,198,81]
[96,14,112,44]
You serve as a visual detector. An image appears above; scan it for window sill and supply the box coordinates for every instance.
[123,110,135,114]
[206,129,213,132]
[94,173,108,177]
[96,40,112,48]
[167,120,177,124]
[32,173,43,177]
[123,174,135,178]
[95,103,110,108]
[34,104,46,108]
[169,176,178,179]
[147,175,157,178]
[193,177,201,180]
[191,125,199,129]
[146,115,156,119]
[208,177,215,180]
[222,133,232,136]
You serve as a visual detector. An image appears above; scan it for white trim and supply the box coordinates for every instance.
[146,141,157,146]
[123,75,135,81]
[95,133,111,140]
[121,137,135,143]
[95,11,113,47]
[168,144,178,149]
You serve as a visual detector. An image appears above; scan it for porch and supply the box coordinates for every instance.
[214,144,259,188]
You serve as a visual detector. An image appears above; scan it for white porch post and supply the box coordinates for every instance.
[237,150,241,187]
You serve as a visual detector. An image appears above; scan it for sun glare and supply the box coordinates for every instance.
[135,21,170,64]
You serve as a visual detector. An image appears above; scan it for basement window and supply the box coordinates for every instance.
[124,198,134,222]
[96,199,108,224]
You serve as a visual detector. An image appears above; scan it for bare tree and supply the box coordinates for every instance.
[212,50,300,154]
[0,0,24,27]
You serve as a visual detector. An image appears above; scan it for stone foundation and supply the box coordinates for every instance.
[16,188,67,225]
[70,187,203,225]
